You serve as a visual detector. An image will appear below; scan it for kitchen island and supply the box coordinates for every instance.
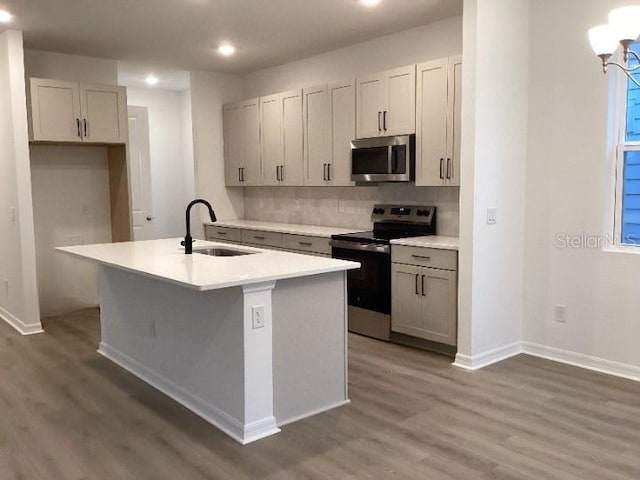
[58,238,359,444]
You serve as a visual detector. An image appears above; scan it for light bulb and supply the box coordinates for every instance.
[609,6,640,41]
[145,75,159,86]
[0,10,13,23]
[218,44,236,57]
[588,24,619,56]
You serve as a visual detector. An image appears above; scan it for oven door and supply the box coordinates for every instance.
[330,241,391,315]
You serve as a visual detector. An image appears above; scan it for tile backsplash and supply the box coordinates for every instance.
[243,185,460,236]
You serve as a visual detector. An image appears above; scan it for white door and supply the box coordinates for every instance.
[303,85,331,186]
[260,94,282,186]
[415,59,449,186]
[384,65,416,136]
[30,78,82,143]
[281,90,304,186]
[330,80,356,186]
[127,106,154,241]
[356,73,384,139]
[446,56,463,186]
[80,84,127,143]
[223,102,243,186]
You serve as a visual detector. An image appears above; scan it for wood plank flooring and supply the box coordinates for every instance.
[1,308,639,479]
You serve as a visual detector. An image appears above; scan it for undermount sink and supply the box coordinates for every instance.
[193,247,257,257]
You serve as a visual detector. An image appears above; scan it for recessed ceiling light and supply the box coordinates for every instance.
[0,10,13,23]
[360,0,382,7]
[145,75,159,86]
[218,44,236,57]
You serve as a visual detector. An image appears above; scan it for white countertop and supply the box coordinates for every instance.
[58,238,360,291]
[205,219,366,238]
[390,236,459,251]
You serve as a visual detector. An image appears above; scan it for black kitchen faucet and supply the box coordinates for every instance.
[183,199,217,254]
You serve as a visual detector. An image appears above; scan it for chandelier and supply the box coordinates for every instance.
[589,5,640,87]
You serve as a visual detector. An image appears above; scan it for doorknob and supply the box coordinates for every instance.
[146,216,154,221]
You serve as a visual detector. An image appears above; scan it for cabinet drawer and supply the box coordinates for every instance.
[392,246,457,271]
[240,229,282,247]
[204,225,242,242]
[281,234,331,255]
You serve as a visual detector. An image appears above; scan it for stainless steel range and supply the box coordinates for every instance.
[330,204,436,341]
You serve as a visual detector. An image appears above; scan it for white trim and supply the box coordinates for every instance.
[99,342,281,445]
[521,342,640,382]
[0,305,43,335]
[277,400,351,428]
[452,342,522,370]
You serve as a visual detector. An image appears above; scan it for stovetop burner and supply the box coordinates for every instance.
[331,204,437,245]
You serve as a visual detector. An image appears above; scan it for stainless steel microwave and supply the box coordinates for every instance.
[350,135,415,183]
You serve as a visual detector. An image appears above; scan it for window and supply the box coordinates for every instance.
[615,42,640,246]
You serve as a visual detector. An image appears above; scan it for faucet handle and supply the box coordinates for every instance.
[180,239,196,247]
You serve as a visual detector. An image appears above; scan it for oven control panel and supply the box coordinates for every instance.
[371,204,436,225]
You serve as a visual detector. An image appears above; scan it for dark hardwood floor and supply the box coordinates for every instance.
[1,309,639,479]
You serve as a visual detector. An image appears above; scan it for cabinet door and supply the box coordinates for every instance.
[241,98,262,186]
[30,78,82,142]
[420,268,457,346]
[356,73,384,139]
[415,59,449,186]
[446,56,462,186]
[80,84,127,143]
[223,102,243,186]
[384,65,416,136]
[303,85,331,186]
[330,80,356,186]
[260,94,282,186]
[281,90,304,186]
[391,264,423,337]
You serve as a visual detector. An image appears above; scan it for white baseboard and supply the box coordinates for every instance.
[453,342,522,370]
[521,342,640,382]
[277,399,351,428]
[98,342,280,445]
[0,305,43,335]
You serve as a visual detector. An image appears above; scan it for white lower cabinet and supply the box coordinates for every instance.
[391,246,457,346]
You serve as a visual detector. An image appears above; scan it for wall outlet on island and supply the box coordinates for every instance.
[555,304,567,323]
[252,305,265,329]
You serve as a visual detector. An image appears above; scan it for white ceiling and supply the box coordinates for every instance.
[0,0,462,75]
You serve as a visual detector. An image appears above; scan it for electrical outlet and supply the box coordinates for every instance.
[252,305,265,329]
[486,208,497,225]
[555,305,567,323]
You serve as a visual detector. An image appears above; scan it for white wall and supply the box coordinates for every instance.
[524,0,640,373]
[189,71,244,237]
[455,0,530,368]
[25,49,118,317]
[125,86,195,238]
[30,146,112,317]
[0,31,42,334]
[243,16,463,97]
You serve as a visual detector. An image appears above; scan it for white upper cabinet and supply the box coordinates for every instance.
[280,90,304,186]
[80,84,128,143]
[356,65,416,139]
[30,78,82,142]
[303,80,355,186]
[30,78,127,144]
[415,56,462,186]
[260,93,283,186]
[224,98,261,186]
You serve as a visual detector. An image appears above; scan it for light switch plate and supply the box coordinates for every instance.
[487,207,497,225]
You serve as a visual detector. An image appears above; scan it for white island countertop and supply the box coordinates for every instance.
[205,219,366,237]
[58,238,360,291]
[390,236,459,251]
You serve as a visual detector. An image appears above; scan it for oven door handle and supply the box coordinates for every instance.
[330,240,390,254]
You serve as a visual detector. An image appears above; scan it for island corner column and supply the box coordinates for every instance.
[239,280,281,444]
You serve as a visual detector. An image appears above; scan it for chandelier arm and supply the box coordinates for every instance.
[628,49,640,64]
[606,61,640,87]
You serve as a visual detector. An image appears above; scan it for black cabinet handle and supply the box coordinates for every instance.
[238,167,242,182]
[421,275,426,296]
[383,111,387,131]
[378,111,382,132]
[446,158,452,179]
[415,274,419,295]
[280,165,284,182]
[83,119,87,138]
[76,118,81,138]
[254,236,266,241]
[241,167,245,182]
[323,163,327,181]
[276,165,280,181]
[327,163,332,181]
[298,241,313,247]
[439,158,444,179]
